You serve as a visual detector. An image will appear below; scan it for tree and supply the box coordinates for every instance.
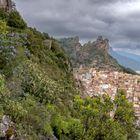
[0,9,8,21]
[7,11,27,29]
[73,93,138,140]
[114,90,138,139]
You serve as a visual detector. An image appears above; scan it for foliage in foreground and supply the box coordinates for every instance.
[0,75,138,139]
[0,12,138,140]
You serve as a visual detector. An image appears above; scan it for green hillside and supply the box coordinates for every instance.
[0,10,139,140]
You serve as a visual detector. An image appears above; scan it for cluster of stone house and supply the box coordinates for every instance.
[74,68,140,124]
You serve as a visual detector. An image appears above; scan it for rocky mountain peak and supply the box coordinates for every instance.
[93,36,110,52]
[74,36,80,43]
[60,36,128,71]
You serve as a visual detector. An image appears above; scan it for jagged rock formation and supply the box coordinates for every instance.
[59,36,82,67]
[78,36,115,68]
[0,0,13,11]
[94,36,109,51]
[59,36,131,72]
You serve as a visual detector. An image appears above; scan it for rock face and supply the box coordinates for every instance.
[94,36,109,51]
[43,39,52,49]
[59,36,82,67]
[60,36,125,71]
[0,115,16,140]
[0,0,13,11]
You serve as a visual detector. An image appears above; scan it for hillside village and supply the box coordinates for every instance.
[74,67,140,125]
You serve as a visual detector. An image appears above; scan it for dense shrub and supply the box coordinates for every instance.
[7,11,27,29]
[0,9,8,21]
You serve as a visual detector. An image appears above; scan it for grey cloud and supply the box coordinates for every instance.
[14,0,140,53]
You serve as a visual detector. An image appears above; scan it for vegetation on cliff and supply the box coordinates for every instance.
[0,10,138,139]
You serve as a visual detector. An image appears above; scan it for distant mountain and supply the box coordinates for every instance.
[115,51,140,62]
[109,48,140,71]
[59,36,136,74]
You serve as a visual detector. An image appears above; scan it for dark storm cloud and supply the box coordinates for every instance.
[14,0,140,54]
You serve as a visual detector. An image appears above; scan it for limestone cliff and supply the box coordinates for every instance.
[0,0,13,11]
[59,36,82,67]
[59,36,127,72]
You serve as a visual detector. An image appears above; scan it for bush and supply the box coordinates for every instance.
[7,11,27,29]
[0,9,8,21]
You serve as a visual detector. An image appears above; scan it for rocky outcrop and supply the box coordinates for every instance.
[0,115,16,140]
[93,36,110,51]
[0,0,13,11]
[60,36,124,71]
[43,39,52,49]
[60,36,136,74]
[59,36,82,67]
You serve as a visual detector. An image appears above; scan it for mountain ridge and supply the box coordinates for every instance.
[109,48,140,71]
[59,36,137,74]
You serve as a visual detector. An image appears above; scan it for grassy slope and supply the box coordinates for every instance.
[0,13,79,139]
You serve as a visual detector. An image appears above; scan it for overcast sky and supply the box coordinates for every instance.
[14,0,140,54]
